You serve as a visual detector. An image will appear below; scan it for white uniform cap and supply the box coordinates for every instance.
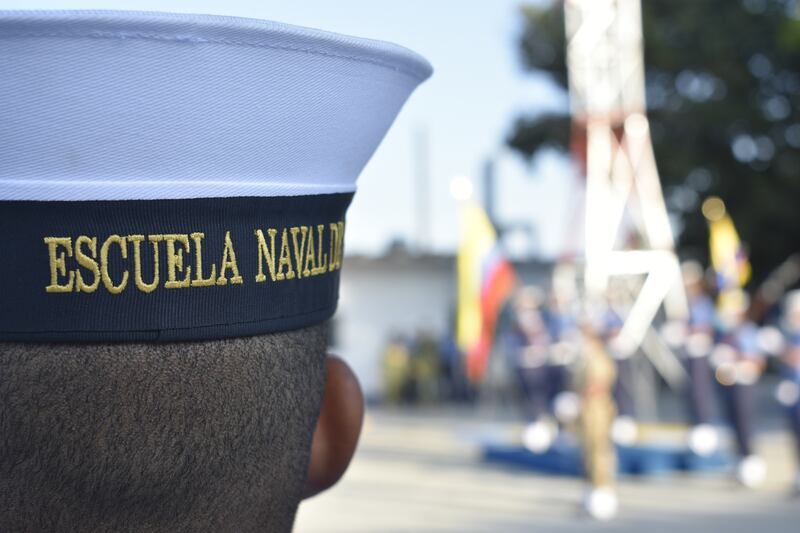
[0,10,432,200]
[0,11,430,343]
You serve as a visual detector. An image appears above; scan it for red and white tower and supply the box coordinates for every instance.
[565,0,688,377]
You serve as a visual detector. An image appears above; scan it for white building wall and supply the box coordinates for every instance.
[331,253,553,397]
[332,254,454,397]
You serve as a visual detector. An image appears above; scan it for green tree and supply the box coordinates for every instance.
[508,0,800,285]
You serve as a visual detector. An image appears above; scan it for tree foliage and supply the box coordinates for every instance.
[508,0,800,285]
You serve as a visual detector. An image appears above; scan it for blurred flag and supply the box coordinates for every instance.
[456,203,516,382]
[708,212,751,291]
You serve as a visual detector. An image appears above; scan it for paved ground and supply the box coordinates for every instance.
[296,408,800,532]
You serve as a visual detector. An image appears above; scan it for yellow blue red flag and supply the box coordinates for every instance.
[456,203,516,382]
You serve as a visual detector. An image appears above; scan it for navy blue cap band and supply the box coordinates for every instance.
[0,193,352,342]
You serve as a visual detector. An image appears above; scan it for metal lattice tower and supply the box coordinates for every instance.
[565,0,688,382]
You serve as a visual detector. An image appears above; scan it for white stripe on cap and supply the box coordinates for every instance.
[0,11,431,200]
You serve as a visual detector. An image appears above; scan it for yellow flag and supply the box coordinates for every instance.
[709,214,750,290]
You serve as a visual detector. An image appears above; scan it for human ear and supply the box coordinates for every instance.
[304,355,364,498]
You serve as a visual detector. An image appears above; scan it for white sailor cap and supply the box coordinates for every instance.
[0,10,431,342]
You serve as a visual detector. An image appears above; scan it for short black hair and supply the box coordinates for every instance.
[0,323,328,532]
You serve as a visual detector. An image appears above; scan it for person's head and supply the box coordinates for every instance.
[513,287,546,335]
[785,290,800,332]
[681,260,707,298]
[0,328,364,532]
[717,288,751,331]
[0,10,430,531]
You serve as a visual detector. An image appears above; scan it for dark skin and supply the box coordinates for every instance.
[304,355,364,498]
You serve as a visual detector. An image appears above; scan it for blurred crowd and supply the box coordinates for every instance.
[381,261,800,518]
[381,327,474,406]
[504,261,800,518]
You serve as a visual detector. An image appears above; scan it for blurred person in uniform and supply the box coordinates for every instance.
[677,261,720,456]
[0,11,430,532]
[601,286,638,446]
[711,289,767,488]
[543,288,582,428]
[411,329,441,404]
[577,320,618,521]
[777,290,800,494]
[438,322,472,403]
[508,286,556,452]
[382,333,413,405]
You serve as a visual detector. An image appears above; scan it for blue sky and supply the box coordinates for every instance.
[1,0,577,257]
